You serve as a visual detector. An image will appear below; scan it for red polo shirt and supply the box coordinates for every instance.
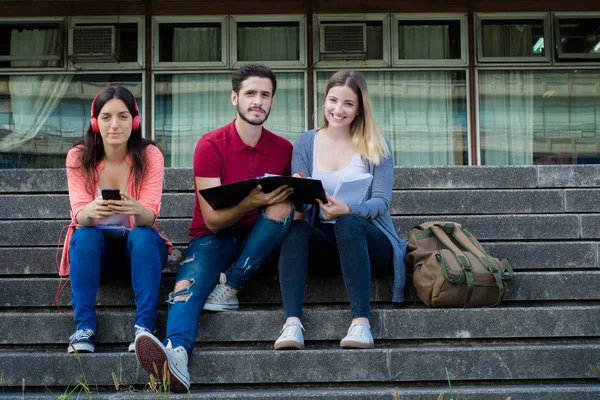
[190,120,293,237]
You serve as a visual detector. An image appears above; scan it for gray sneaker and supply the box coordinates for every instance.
[134,331,190,393]
[340,321,374,349]
[203,273,239,311]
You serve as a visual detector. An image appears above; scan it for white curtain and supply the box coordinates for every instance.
[173,27,220,62]
[479,71,534,165]
[167,74,233,167]
[263,72,305,142]
[482,25,533,58]
[237,26,298,61]
[318,71,458,166]
[0,29,72,152]
[398,25,449,59]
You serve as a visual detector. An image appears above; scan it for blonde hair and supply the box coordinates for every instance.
[320,70,389,165]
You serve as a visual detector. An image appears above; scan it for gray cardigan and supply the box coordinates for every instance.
[293,129,407,303]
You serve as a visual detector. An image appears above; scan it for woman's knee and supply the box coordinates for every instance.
[334,214,363,232]
[71,226,104,248]
[127,226,158,244]
[283,220,312,242]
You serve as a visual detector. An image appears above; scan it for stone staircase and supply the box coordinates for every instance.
[1,165,600,399]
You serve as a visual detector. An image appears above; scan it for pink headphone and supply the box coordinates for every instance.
[89,87,141,133]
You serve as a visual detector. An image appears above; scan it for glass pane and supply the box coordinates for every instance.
[479,69,600,165]
[159,23,221,62]
[154,72,305,167]
[398,20,461,59]
[0,74,142,168]
[237,22,299,61]
[0,22,64,68]
[481,19,546,58]
[316,70,468,166]
[75,23,138,63]
[556,18,600,57]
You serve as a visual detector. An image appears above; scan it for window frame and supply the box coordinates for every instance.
[68,16,145,70]
[313,14,391,68]
[0,17,67,72]
[474,65,600,166]
[230,14,307,68]
[391,13,468,67]
[151,69,308,142]
[152,16,228,69]
[475,12,552,65]
[553,12,600,62]
[313,67,472,165]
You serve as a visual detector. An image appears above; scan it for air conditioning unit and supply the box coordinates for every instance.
[70,25,119,63]
[319,23,367,60]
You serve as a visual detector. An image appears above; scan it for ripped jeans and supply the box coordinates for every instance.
[164,207,293,352]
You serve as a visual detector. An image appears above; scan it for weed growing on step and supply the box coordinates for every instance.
[435,368,511,400]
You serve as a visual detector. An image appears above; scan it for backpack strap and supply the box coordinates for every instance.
[429,225,476,307]
[437,223,506,306]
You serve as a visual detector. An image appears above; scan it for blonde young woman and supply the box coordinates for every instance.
[274,70,407,350]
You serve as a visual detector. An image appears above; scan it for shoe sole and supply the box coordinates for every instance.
[203,303,239,312]
[67,344,95,353]
[274,339,304,350]
[340,339,374,349]
[135,334,190,393]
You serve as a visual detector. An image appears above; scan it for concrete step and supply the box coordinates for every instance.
[1,344,599,387]
[2,270,600,308]
[4,188,600,219]
[1,384,600,400]
[1,306,600,345]
[3,165,600,193]
[1,241,597,276]
[2,214,600,247]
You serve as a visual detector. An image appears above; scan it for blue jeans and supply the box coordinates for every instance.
[165,208,293,352]
[278,215,393,320]
[69,226,168,332]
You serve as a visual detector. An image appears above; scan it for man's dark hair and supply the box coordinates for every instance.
[232,63,277,96]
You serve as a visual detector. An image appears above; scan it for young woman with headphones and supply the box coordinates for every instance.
[60,86,172,354]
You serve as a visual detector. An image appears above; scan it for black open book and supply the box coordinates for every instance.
[199,175,326,210]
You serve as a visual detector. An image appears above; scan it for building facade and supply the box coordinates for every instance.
[1,0,599,168]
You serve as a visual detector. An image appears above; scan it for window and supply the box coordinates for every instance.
[68,16,144,69]
[0,18,65,70]
[154,71,306,167]
[231,15,306,67]
[554,14,600,60]
[392,14,467,66]
[153,16,227,68]
[315,70,468,166]
[0,74,143,168]
[478,69,600,165]
[476,13,551,63]
[314,14,390,67]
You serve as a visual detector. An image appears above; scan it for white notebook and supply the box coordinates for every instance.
[332,173,373,206]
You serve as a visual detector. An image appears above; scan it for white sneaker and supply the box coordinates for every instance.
[134,331,190,393]
[274,320,305,350]
[128,326,151,353]
[340,321,374,349]
[203,273,239,312]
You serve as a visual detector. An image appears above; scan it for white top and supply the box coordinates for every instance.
[311,136,367,224]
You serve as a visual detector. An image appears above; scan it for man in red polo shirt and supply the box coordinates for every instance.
[135,64,294,392]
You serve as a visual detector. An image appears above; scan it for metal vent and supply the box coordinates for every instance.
[71,26,118,63]
[320,23,367,59]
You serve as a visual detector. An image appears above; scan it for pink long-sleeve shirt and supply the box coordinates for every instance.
[59,144,173,276]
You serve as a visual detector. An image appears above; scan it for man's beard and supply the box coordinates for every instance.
[237,104,271,126]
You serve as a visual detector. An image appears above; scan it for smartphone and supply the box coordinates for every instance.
[101,189,121,200]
